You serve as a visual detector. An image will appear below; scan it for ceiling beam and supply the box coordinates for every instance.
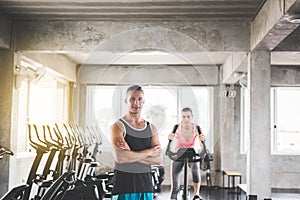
[251,0,300,51]
[0,0,262,21]
[15,20,250,52]
[222,52,248,84]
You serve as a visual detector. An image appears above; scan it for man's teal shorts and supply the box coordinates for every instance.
[111,192,153,200]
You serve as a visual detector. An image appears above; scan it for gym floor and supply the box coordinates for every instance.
[104,186,300,200]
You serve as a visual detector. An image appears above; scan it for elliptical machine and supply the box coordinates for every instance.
[0,146,14,159]
[0,146,30,200]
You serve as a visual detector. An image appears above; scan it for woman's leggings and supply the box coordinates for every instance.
[170,161,200,199]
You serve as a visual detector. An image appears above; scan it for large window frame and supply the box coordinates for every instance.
[13,57,69,155]
[240,87,249,154]
[86,85,214,152]
[271,87,300,155]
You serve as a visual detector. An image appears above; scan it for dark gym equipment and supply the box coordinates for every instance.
[165,124,212,200]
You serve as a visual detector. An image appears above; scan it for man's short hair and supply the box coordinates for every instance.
[127,85,143,93]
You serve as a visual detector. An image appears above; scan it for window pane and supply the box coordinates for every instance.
[240,87,249,154]
[143,86,178,148]
[190,87,211,135]
[55,84,66,122]
[17,84,29,153]
[274,88,300,154]
[29,85,53,123]
[91,86,116,139]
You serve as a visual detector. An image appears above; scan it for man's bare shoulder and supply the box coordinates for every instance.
[111,120,124,133]
[150,123,159,136]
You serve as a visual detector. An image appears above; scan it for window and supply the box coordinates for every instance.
[140,86,178,148]
[240,87,249,154]
[15,59,68,154]
[86,85,117,148]
[86,85,213,151]
[271,87,300,154]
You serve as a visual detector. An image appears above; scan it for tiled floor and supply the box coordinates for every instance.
[104,185,300,200]
[154,185,245,200]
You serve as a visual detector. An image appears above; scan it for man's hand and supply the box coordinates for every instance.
[148,145,162,157]
[117,140,131,151]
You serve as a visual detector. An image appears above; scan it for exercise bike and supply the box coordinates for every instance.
[166,143,203,200]
[200,150,213,187]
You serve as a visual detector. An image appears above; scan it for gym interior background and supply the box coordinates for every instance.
[1,0,300,199]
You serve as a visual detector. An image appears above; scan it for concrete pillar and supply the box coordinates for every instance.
[247,51,271,199]
[0,49,14,196]
[0,14,12,49]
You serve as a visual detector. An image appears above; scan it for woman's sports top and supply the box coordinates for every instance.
[176,123,198,148]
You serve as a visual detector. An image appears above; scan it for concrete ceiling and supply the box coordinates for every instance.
[0,0,264,65]
[1,0,300,69]
[0,0,265,21]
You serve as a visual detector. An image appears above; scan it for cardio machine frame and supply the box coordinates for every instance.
[166,142,203,200]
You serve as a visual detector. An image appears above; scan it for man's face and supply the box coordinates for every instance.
[126,90,144,114]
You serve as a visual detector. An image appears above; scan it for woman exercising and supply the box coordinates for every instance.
[168,107,205,200]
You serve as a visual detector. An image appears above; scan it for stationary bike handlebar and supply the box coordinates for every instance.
[165,140,202,163]
[166,124,207,163]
